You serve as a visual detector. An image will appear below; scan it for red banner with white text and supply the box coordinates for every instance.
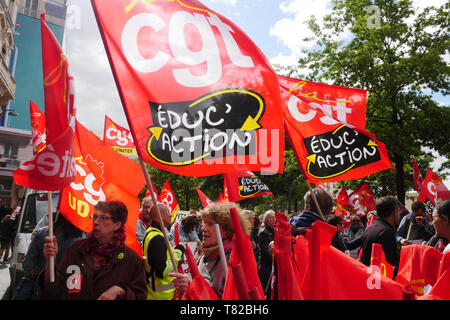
[91,0,284,176]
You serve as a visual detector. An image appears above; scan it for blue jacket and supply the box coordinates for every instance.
[396,212,435,244]
[290,210,324,228]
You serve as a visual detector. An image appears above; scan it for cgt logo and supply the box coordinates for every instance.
[105,126,133,147]
[146,88,265,166]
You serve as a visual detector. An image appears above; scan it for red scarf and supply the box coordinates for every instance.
[85,228,126,270]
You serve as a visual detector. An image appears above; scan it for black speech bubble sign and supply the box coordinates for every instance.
[146,88,265,166]
[303,125,381,179]
[237,175,271,198]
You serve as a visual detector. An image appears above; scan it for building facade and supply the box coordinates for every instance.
[0,0,67,208]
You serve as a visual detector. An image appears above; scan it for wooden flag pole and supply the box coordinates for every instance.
[47,191,55,282]
[139,159,178,272]
[214,224,228,279]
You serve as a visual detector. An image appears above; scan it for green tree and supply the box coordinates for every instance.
[291,0,449,203]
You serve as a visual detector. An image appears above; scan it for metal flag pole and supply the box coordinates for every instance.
[47,191,55,282]
[214,224,228,278]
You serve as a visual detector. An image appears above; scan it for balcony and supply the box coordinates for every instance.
[0,0,13,30]
[0,54,15,106]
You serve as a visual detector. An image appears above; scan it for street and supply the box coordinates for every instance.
[0,261,11,299]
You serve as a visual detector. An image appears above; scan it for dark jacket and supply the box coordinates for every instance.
[37,239,148,300]
[348,218,398,267]
[257,226,275,292]
[396,212,435,243]
[0,216,17,241]
[290,210,324,235]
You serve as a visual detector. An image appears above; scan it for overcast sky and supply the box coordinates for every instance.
[63,0,449,187]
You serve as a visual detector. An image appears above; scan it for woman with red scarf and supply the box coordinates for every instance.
[37,201,147,300]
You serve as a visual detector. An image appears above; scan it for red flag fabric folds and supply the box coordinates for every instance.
[370,243,395,279]
[13,15,76,191]
[334,186,352,228]
[58,121,146,255]
[91,0,284,176]
[159,179,180,223]
[222,208,264,300]
[103,115,136,155]
[224,171,273,202]
[273,212,304,300]
[412,156,423,192]
[395,244,443,295]
[195,186,213,208]
[29,101,47,154]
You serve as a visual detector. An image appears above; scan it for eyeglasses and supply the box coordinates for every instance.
[91,214,113,222]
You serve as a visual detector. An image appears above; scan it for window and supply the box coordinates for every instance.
[20,192,59,233]
[3,142,18,159]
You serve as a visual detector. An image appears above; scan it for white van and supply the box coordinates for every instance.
[2,190,59,299]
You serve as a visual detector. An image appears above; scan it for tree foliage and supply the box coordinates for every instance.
[291,0,449,203]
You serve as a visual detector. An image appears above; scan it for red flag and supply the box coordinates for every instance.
[159,179,180,223]
[58,121,146,256]
[301,220,404,299]
[216,192,224,203]
[91,0,284,177]
[274,212,304,300]
[370,243,395,279]
[281,86,393,183]
[103,115,136,155]
[395,244,443,295]
[224,171,273,202]
[144,181,160,202]
[222,207,264,299]
[419,168,450,205]
[13,15,77,191]
[195,186,213,208]
[29,100,47,154]
[346,183,376,217]
[334,186,352,229]
[181,245,219,300]
[412,156,423,192]
[278,75,367,130]
[223,179,229,202]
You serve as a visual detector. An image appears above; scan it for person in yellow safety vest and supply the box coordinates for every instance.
[143,203,185,300]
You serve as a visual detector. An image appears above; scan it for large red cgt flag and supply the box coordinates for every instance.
[412,156,423,192]
[103,115,136,155]
[418,168,450,216]
[58,121,146,255]
[29,100,47,154]
[13,15,77,191]
[281,86,393,183]
[224,171,273,202]
[91,0,284,176]
[346,183,376,217]
[278,75,367,130]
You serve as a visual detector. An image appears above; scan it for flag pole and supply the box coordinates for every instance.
[138,159,178,272]
[214,224,228,278]
[47,191,55,282]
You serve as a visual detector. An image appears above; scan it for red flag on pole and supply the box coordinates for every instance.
[144,181,160,202]
[346,183,376,217]
[274,212,304,300]
[281,85,393,183]
[103,115,136,155]
[224,171,273,202]
[195,186,213,208]
[370,243,395,279]
[91,0,284,176]
[334,186,352,229]
[222,207,264,300]
[29,101,47,154]
[13,15,76,191]
[58,121,146,255]
[159,179,180,223]
[412,156,423,192]
[418,168,450,216]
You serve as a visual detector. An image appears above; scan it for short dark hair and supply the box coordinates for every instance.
[436,200,450,220]
[304,188,334,217]
[411,201,426,213]
[375,196,399,218]
[95,201,128,226]
[326,214,343,227]
[181,215,202,234]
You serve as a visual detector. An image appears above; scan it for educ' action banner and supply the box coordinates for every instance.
[91,0,284,176]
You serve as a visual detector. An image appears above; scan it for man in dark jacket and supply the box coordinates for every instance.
[348,196,401,269]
